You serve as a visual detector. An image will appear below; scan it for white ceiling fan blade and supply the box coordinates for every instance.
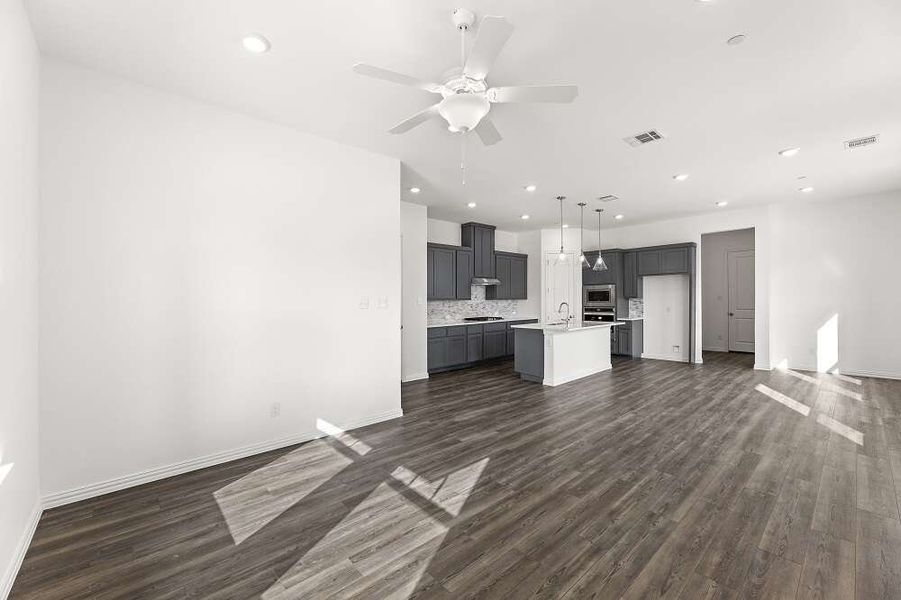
[388,104,442,134]
[475,117,502,146]
[487,85,579,104]
[463,16,514,80]
[353,63,445,94]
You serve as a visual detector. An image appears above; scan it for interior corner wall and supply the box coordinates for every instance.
[600,206,771,368]
[0,0,41,595]
[515,230,542,319]
[38,59,402,500]
[701,228,755,352]
[401,202,427,381]
[768,192,901,378]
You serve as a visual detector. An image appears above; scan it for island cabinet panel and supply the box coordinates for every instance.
[622,251,639,298]
[483,330,507,359]
[461,222,496,279]
[486,252,528,300]
[455,249,473,299]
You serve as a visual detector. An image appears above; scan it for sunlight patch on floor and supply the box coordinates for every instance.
[262,458,489,599]
[829,369,863,386]
[784,369,863,401]
[214,440,353,545]
[391,457,489,517]
[317,418,372,455]
[755,384,811,416]
[816,414,864,446]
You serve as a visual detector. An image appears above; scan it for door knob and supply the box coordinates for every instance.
[729,312,734,316]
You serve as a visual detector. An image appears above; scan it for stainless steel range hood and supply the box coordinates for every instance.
[472,277,501,286]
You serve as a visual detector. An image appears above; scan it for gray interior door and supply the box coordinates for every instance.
[727,249,755,353]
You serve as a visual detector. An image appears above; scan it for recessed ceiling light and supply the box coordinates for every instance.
[716,201,729,207]
[242,33,271,54]
[409,187,421,194]
[467,202,476,208]
[673,173,690,182]
[614,214,624,220]
[778,147,801,157]
[727,34,746,46]
[520,214,530,220]
[799,186,814,193]
[524,184,537,192]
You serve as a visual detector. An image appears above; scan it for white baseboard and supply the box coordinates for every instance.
[703,345,728,353]
[42,408,403,510]
[1,500,42,600]
[839,368,901,381]
[401,372,429,383]
[641,353,689,363]
[754,363,772,371]
[543,363,612,387]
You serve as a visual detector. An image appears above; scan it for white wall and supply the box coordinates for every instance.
[701,228,755,351]
[0,1,41,595]
[769,192,901,378]
[38,60,402,500]
[401,203,427,382]
[601,206,771,368]
[643,275,690,362]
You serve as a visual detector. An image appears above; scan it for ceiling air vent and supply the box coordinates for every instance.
[845,135,879,150]
[597,195,619,202]
[623,129,665,147]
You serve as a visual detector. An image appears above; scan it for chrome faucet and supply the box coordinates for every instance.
[558,301,572,328]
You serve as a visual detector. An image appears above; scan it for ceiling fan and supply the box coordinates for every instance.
[353,8,579,146]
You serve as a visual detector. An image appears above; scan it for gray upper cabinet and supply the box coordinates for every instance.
[637,249,661,276]
[486,251,527,300]
[622,251,638,298]
[583,251,622,286]
[427,243,472,300]
[455,248,472,300]
[461,222,496,278]
[430,245,456,299]
[660,247,689,273]
[638,245,690,276]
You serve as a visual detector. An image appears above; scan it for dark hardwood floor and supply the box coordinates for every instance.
[11,353,901,599]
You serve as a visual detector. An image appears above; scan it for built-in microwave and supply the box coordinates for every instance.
[583,284,615,308]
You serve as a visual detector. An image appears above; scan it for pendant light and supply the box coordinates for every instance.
[577,202,589,268]
[556,196,567,262]
[593,208,608,271]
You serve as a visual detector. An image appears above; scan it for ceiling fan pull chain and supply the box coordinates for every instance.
[461,132,467,186]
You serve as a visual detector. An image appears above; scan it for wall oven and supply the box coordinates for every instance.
[583,307,616,323]
[583,284,615,309]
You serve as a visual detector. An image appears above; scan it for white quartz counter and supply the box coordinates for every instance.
[511,322,624,335]
[427,316,540,328]
[617,316,644,321]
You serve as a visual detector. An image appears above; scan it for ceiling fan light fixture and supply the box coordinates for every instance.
[242,33,271,54]
[438,94,490,132]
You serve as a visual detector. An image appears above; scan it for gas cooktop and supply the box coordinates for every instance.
[463,316,504,322]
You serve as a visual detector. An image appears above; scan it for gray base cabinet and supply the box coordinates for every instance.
[427,319,538,373]
[612,321,643,357]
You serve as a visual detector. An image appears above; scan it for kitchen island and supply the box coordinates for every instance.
[511,322,622,386]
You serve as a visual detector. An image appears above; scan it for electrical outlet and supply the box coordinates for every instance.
[270,402,281,418]
[359,297,370,309]
[673,345,680,353]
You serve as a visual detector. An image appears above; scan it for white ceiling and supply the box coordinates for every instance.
[26,0,901,230]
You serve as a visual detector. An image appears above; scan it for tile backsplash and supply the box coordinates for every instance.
[428,286,521,324]
[628,298,645,318]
